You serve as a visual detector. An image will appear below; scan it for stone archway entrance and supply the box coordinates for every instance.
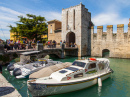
[102,49,110,58]
[66,32,75,47]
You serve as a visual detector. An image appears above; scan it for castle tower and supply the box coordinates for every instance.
[62,3,91,57]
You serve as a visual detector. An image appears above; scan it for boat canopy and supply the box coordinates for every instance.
[20,51,40,56]
[29,62,72,79]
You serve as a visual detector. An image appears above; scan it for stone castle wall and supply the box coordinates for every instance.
[91,23,130,58]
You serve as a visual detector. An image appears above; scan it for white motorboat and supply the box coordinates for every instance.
[27,58,114,97]
[12,59,62,79]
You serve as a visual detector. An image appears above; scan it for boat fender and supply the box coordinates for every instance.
[98,77,102,87]
[89,58,96,61]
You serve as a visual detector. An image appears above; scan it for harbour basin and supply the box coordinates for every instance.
[2,57,130,97]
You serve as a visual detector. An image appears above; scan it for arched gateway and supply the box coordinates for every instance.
[66,32,75,47]
[102,49,110,58]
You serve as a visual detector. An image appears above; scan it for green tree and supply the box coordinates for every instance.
[9,14,48,41]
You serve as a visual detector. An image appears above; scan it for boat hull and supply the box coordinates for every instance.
[28,72,111,96]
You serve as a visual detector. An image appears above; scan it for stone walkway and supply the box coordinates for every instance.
[0,74,21,97]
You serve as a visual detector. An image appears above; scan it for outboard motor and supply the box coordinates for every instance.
[110,68,114,73]
[7,64,14,71]
[13,68,22,77]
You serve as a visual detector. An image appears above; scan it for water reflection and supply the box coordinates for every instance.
[98,86,102,96]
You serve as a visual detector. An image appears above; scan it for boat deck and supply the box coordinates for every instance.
[0,73,21,97]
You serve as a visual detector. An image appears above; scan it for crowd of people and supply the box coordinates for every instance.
[3,38,39,51]
[46,40,76,48]
[46,40,57,48]
[1,38,77,52]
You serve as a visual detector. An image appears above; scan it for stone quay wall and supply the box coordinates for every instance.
[91,23,130,58]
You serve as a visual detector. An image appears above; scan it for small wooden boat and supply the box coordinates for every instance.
[27,58,113,96]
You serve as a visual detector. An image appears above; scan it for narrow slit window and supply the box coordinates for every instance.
[66,11,68,30]
[73,10,75,30]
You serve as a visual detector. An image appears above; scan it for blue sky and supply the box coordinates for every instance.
[0,0,130,40]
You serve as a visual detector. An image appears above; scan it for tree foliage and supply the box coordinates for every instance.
[9,14,48,41]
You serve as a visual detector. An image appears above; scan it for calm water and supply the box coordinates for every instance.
[2,57,130,97]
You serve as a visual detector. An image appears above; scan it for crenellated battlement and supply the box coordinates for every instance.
[91,23,130,42]
[91,20,130,58]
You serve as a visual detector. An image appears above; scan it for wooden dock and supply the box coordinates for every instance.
[0,74,21,97]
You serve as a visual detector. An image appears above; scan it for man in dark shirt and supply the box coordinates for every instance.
[0,64,2,74]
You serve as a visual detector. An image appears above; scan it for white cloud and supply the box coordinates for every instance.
[0,6,26,40]
[0,15,17,22]
[28,11,62,21]
[0,6,61,40]
[0,6,24,16]
[43,11,61,21]
[92,12,128,26]
[0,31,10,40]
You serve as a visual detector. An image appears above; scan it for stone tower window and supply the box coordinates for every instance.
[73,9,75,30]
[66,11,68,30]
[50,29,52,33]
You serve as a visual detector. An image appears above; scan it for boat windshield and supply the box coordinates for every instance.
[72,61,86,68]
[34,61,45,64]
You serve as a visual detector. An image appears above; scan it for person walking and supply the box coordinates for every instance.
[47,41,50,48]
[70,42,73,47]
[63,40,66,47]
[18,40,21,50]
[0,64,2,74]
[60,40,62,47]
[32,38,36,50]
[52,40,56,48]
[26,40,29,50]
[14,41,17,51]
[50,40,53,48]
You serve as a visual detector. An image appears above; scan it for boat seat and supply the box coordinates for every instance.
[25,64,34,70]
